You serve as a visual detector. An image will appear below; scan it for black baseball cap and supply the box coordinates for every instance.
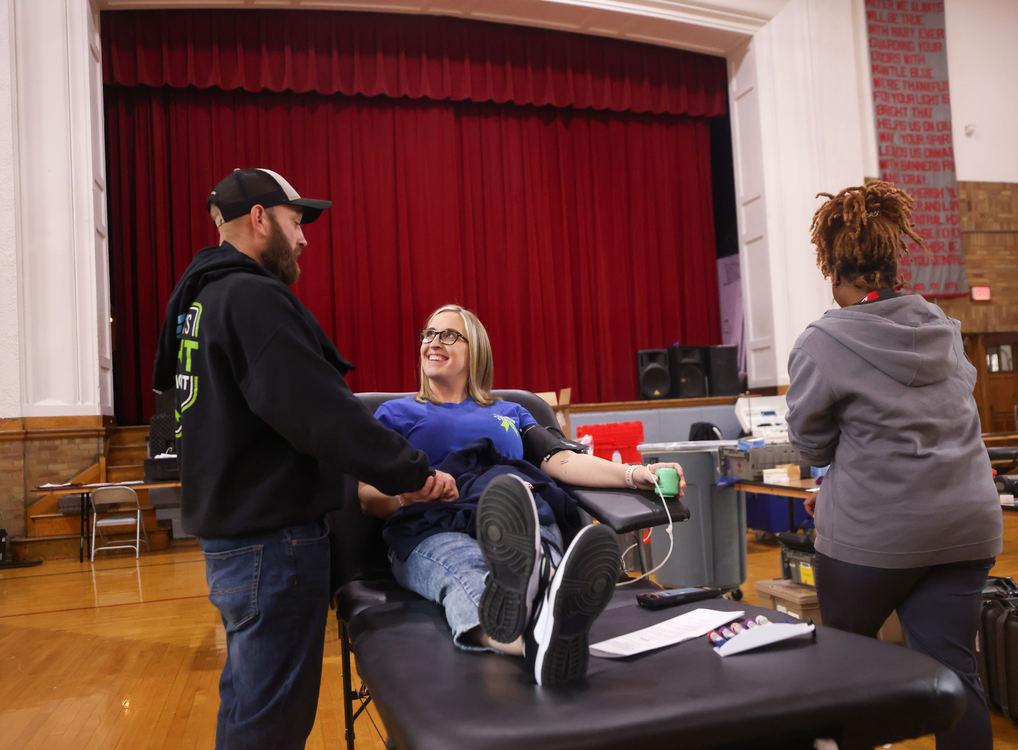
[207,168,332,224]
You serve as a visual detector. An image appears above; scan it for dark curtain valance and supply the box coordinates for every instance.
[101,9,727,117]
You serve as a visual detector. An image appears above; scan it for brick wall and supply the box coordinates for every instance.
[23,436,102,490]
[0,418,106,538]
[935,182,1018,332]
[0,431,25,538]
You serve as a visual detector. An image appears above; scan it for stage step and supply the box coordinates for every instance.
[106,464,145,483]
[107,425,150,471]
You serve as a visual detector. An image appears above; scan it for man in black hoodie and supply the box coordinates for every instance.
[152,168,457,750]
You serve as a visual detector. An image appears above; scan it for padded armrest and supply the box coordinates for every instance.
[337,578,421,623]
[564,486,690,534]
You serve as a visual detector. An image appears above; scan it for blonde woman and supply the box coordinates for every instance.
[359,304,684,686]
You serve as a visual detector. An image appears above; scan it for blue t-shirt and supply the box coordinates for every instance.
[374,397,537,467]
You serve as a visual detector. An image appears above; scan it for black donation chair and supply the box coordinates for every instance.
[328,389,686,748]
[327,390,963,750]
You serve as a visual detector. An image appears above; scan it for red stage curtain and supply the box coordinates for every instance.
[101,10,726,117]
[102,11,724,425]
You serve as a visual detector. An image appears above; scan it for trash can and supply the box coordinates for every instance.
[637,442,747,592]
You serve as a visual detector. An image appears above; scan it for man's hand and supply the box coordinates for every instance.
[402,470,459,504]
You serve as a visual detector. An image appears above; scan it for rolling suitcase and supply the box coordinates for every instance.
[977,576,1018,719]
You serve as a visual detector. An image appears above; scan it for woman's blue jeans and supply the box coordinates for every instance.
[391,524,563,651]
[199,520,331,750]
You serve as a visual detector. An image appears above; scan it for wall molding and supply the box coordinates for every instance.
[0,414,112,441]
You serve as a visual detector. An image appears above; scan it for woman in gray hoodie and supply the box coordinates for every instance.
[786,180,1001,750]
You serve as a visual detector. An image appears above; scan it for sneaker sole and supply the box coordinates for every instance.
[532,524,619,687]
[476,474,541,643]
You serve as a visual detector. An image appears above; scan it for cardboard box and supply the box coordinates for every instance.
[755,578,821,622]
[762,468,791,485]
[754,578,905,645]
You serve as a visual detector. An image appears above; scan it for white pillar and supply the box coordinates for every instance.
[6,0,111,419]
[730,0,872,387]
[0,0,22,418]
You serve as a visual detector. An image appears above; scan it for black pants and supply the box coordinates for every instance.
[815,553,994,750]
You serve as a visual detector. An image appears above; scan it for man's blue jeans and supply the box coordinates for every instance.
[199,520,331,750]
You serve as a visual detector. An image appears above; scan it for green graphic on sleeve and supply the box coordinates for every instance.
[176,303,202,416]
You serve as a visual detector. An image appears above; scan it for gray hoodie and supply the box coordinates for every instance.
[786,293,1001,568]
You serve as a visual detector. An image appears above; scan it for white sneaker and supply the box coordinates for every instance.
[524,523,619,686]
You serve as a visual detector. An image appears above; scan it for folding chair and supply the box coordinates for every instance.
[90,485,150,561]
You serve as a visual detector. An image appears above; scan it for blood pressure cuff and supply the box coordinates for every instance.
[522,423,587,466]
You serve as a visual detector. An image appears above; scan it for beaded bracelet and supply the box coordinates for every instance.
[624,464,639,489]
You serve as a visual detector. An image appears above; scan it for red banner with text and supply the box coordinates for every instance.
[866,0,967,296]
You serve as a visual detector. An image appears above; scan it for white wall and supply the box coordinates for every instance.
[1,0,111,420]
[0,0,1014,419]
[0,0,20,418]
[945,0,1018,182]
[729,0,872,386]
[735,0,1018,387]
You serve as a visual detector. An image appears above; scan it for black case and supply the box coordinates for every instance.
[977,576,1018,719]
[144,456,179,482]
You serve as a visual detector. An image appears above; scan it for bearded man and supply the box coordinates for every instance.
[152,168,457,749]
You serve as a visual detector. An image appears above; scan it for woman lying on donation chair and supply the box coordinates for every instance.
[358,304,685,687]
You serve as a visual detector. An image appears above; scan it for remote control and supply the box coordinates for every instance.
[636,586,724,609]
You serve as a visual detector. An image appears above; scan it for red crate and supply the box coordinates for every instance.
[576,421,645,463]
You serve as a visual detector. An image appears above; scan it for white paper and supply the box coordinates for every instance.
[714,622,815,657]
[590,608,743,658]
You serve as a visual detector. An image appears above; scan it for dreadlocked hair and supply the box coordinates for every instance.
[809,180,927,290]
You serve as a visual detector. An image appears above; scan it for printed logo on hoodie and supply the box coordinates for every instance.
[174,302,202,437]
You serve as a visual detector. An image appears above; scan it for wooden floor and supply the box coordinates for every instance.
[2,515,1018,750]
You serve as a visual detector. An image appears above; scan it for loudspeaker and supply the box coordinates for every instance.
[668,345,708,398]
[707,345,740,396]
[636,349,672,399]
[148,413,176,457]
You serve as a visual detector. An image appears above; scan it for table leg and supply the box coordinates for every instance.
[79,493,85,562]
[79,493,92,563]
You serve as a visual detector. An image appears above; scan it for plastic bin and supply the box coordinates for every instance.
[637,443,747,591]
[577,421,644,463]
[781,546,817,587]
[745,493,813,535]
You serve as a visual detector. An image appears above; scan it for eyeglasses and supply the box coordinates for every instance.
[419,328,468,345]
